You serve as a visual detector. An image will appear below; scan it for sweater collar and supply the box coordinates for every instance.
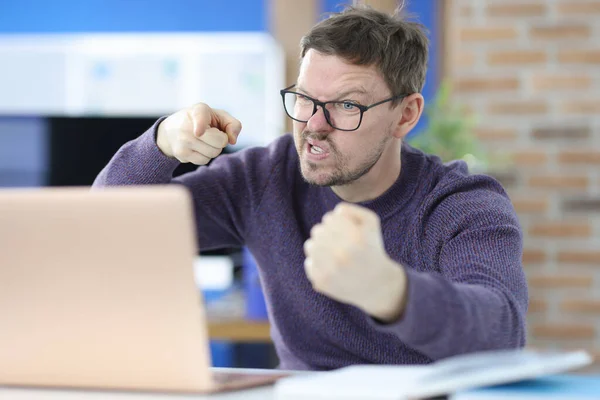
[320,143,425,219]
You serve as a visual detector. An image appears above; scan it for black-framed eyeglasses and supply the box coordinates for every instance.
[279,84,409,131]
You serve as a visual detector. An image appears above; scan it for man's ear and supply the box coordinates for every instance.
[392,93,424,139]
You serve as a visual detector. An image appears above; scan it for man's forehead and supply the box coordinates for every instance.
[298,51,383,98]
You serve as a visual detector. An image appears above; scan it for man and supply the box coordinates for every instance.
[93,5,528,371]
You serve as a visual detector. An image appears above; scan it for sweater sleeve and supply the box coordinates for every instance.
[370,177,528,361]
[92,118,283,251]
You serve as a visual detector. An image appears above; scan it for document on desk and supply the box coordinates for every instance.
[274,365,433,400]
[273,349,593,400]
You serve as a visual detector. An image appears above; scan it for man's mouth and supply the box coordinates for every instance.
[303,138,331,161]
[306,137,331,153]
[310,144,325,155]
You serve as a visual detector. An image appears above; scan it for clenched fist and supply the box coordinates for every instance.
[303,203,408,322]
[157,103,242,165]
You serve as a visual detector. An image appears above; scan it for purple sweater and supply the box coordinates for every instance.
[93,119,528,371]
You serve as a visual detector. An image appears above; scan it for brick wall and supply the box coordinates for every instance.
[445,0,600,368]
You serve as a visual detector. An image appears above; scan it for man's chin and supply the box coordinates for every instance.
[301,171,331,187]
[300,163,334,187]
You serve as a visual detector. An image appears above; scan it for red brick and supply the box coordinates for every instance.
[532,323,595,339]
[528,275,593,288]
[512,197,549,213]
[488,50,547,65]
[487,3,547,17]
[529,299,548,313]
[460,27,519,41]
[530,24,591,40]
[562,101,600,114]
[558,50,600,64]
[531,126,590,140]
[558,251,600,265]
[529,175,589,190]
[563,197,600,213]
[512,151,548,166]
[529,221,592,238]
[455,77,519,92]
[558,2,600,14]
[489,101,548,115]
[532,74,593,91]
[474,127,518,141]
[559,151,600,164]
[561,300,600,313]
[522,249,547,264]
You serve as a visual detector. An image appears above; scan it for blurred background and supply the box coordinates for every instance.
[1,0,599,372]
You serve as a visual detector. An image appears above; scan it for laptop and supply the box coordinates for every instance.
[0,185,287,394]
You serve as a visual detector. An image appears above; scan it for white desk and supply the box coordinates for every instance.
[0,368,310,400]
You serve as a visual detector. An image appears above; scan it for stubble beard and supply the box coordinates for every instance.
[298,132,390,187]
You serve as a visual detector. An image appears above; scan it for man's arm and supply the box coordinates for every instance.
[370,191,528,360]
[303,186,527,361]
[93,104,240,188]
[92,105,276,251]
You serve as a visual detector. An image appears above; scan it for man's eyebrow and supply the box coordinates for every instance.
[295,86,370,101]
[336,87,369,100]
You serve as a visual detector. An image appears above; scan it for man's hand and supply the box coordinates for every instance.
[156,103,242,165]
[303,203,408,323]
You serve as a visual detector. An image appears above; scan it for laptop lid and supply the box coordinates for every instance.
[0,185,215,392]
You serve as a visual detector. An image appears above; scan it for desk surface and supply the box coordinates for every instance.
[0,368,303,400]
[207,320,271,342]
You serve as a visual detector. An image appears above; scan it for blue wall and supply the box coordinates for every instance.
[0,0,267,32]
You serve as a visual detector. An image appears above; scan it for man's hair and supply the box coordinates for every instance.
[300,4,429,104]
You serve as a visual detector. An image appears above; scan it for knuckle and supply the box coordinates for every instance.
[322,212,334,224]
[310,224,323,238]
[303,239,313,255]
[219,133,229,148]
[197,154,210,165]
[335,202,351,214]
[189,104,210,127]
[210,146,223,158]
[191,102,210,116]
[303,258,313,276]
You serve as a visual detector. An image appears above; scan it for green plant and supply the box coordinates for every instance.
[409,80,487,171]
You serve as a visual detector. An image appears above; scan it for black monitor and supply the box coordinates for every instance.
[46,116,202,186]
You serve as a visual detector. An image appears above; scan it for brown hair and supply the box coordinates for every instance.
[300,4,429,104]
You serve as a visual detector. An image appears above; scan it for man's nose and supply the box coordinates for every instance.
[306,105,333,132]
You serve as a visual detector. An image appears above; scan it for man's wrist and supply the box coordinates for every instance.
[156,120,173,158]
[366,260,408,323]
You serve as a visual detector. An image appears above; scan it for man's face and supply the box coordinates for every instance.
[293,49,401,187]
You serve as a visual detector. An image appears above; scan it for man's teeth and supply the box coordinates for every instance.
[310,145,324,154]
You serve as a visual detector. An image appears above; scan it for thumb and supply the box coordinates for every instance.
[333,203,380,229]
[212,109,242,145]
